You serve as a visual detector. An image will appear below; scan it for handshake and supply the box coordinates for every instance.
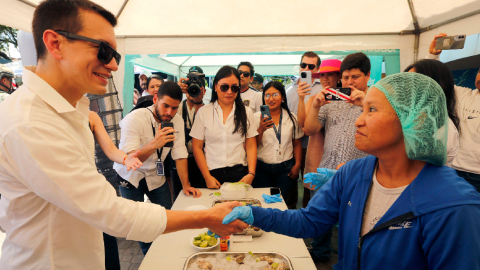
[200,202,254,237]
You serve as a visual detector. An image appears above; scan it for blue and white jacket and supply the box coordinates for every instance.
[252,155,480,269]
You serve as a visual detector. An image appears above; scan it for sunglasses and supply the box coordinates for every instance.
[300,63,317,70]
[55,30,121,65]
[219,84,240,93]
[238,70,251,77]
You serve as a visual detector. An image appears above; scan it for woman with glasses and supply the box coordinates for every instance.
[254,81,303,206]
[190,66,258,189]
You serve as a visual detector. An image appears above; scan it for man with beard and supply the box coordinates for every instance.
[114,81,201,255]
[139,70,151,96]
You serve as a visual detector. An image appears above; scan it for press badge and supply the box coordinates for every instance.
[156,160,165,176]
[276,146,284,162]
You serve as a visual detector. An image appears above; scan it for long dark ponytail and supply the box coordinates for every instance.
[211,66,248,137]
[262,81,299,137]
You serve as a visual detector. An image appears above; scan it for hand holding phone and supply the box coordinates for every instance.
[325,88,352,101]
[300,71,312,85]
[435,34,466,51]
[160,122,175,148]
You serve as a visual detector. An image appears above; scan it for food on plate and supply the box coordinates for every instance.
[197,260,212,270]
[193,232,217,248]
[187,253,290,270]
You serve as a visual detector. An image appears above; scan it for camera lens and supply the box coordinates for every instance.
[301,72,306,78]
[188,84,201,98]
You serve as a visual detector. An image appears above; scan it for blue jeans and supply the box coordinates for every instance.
[457,170,480,192]
[119,178,172,255]
[252,158,296,200]
[103,233,120,270]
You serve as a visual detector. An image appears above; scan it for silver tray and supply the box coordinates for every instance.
[212,199,264,237]
[183,251,294,270]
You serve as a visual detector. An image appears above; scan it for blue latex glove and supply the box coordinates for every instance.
[222,206,254,225]
[262,193,283,203]
[303,168,337,190]
[206,230,220,238]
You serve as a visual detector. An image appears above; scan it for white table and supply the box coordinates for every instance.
[139,188,316,270]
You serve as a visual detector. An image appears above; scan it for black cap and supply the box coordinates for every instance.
[253,73,264,83]
[188,66,204,74]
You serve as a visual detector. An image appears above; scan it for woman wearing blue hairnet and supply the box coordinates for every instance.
[224,72,480,269]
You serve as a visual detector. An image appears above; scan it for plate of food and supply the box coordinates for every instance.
[191,232,219,251]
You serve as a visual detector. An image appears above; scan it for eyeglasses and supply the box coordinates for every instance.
[265,93,281,99]
[238,70,251,77]
[55,30,121,65]
[300,63,317,70]
[219,84,240,93]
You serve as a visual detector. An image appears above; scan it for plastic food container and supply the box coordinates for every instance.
[183,252,294,270]
[219,182,253,199]
[212,199,264,237]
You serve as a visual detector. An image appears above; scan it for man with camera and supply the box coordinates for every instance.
[171,67,208,194]
[238,61,263,113]
[114,81,201,255]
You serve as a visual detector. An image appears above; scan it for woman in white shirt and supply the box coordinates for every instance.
[405,59,460,167]
[254,81,304,202]
[190,66,258,188]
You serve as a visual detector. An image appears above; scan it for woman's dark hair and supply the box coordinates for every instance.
[262,81,299,136]
[211,66,248,137]
[404,59,460,133]
[147,74,164,89]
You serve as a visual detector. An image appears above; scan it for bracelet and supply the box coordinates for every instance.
[122,155,127,165]
[248,171,255,177]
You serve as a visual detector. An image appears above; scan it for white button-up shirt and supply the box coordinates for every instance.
[114,105,188,191]
[254,109,304,164]
[0,66,167,270]
[240,87,263,113]
[190,101,257,170]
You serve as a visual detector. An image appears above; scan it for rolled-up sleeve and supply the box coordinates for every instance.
[118,116,142,155]
[171,116,188,160]
[4,124,167,242]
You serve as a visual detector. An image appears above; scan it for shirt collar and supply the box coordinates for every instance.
[23,66,90,116]
[214,100,236,112]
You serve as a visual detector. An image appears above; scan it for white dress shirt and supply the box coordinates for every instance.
[254,109,304,164]
[240,87,263,113]
[0,66,168,270]
[190,101,258,170]
[446,118,459,168]
[114,105,188,191]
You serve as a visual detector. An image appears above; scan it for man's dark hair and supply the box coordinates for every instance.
[32,0,117,61]
[237,61,255,75]
[157,81,183,101]
[340,52,371,76]
[300,51,321,67]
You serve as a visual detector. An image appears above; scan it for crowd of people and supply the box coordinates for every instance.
[0,0,479,269]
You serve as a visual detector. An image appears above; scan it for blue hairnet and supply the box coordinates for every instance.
[372,73,448,166]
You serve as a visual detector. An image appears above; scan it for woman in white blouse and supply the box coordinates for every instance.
[254,81,304,203]
[190,66,258,189]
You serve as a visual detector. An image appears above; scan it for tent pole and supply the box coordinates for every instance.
[16,0,37,8]
[116,0,130,19]
[407,0,421,62]
[420,9,480,33]
[178,56,192,79]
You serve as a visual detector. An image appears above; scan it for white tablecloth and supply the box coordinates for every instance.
[139,188,316,270]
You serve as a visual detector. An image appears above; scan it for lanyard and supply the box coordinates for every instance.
[151,123,164,161]
[183,100,197,128]
[272,111,283,144]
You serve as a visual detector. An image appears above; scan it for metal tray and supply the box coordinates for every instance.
[212,199,264,237]
[183,251,294,270]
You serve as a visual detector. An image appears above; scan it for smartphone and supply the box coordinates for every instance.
[160,121,174,148]
[270,187,281,195]
[260,105,271,120]
[300,71,312,85]
[435,35,466,50]
[325,88,352,101]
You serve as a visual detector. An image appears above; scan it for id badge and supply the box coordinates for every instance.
[276,147,284,162]
[156,160,165,176]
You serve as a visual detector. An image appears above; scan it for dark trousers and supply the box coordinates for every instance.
[252,159,296,202]
[210,165,247,184]
[118,177,172,255]
[310,188,332,259]
[170,156,206,201]
[103,233,120,270]
[457,170,480,192]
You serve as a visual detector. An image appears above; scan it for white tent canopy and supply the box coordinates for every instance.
[3,0,480,110]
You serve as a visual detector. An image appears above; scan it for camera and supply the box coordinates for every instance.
[182,72,205,98]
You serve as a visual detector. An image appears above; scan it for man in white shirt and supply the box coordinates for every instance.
[238,61,263,113]
[427,33,480,191]
[138,70,151,96]
[0,65,14,104]
[114,81,201,254]
[0,1,247,269]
